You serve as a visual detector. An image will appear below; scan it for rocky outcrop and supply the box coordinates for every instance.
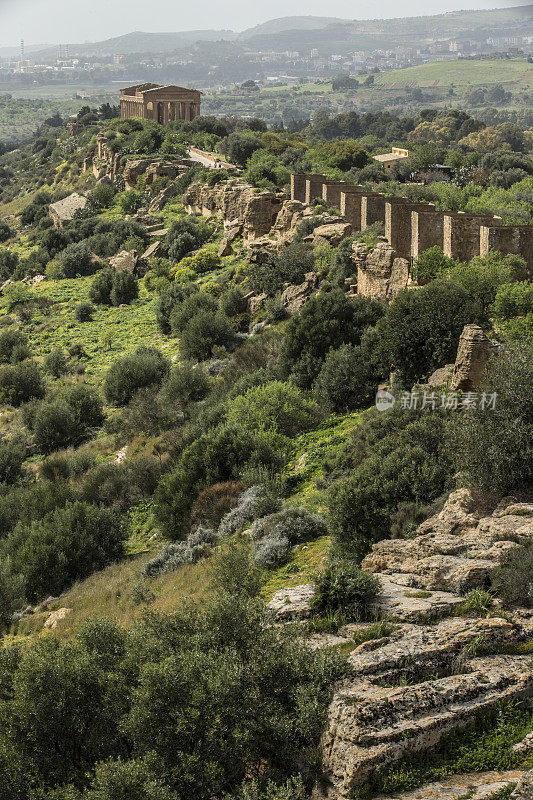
[49,193,88,227]
[511,770,533,800]
[123,159,149,190]
[372,771,527,800]
[44,608,71,629]
[267,584,315,619]
[316,617,531,799]
[144,160,185,187]
[362,489,533,593]
[371,575,464,622]
[280,272,318,314]
[305,222,352,247]
[352,240,410,302]
[183,180,284,241]
[109,250,138,273]
[450,324,494,392]
[149,184,178,213]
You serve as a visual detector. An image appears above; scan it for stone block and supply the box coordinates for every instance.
[444,212,501,263]
[411,208,445,258]
[361,193,386,229]
[480,224,533,275]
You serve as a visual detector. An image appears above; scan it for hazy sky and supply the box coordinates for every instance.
[1,0,530,47]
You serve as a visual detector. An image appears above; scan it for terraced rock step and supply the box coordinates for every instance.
[371,770,525,800]
[316,618,533,799]
[362,489,533,593]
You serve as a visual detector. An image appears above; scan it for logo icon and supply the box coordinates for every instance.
[375,389,395,412]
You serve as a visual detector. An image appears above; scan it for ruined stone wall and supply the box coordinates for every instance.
[291,172,533,266]
[385,198,436,260]
[444,212,502,263]
[411,209,445,258]
[480,224,533,274]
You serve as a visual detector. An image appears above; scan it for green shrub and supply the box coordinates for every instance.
[248,243,314,296]
[109,270,139,306]
[492,543,533,608]
[377,280,483,386]
[154,425,284,540]
[31,385,103,454]
[169,292,217,334]
[90,181,115,210]
[75,301,95,322]
[446,338,533,493]
[226,380,322,437]
[448,252,527,314]
[44,347,67,377]
[329,408,452,560]
[58,242,96,278]
[32,401,77,454]
[0,556,24,628]
[492,281,533,320]
[161,362,210,409]
[313,343,376,412]
[312,560,381,618]
[0,361,45,406]
[7,501,124,601]
[0,435,27,485]
[281,289,384,388]
[179,311,233,362]
[89,268,114,304]
[0,221,13,243]
[411,246,456,284]
[0,329,30,364]
[104,347,170,406]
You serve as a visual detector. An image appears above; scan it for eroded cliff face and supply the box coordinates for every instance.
[311,491,533,800]
[352,240,410,302]
[183,180,286,241]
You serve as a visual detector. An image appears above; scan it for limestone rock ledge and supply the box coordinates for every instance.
[315,617,532,799]
[362,489,533,593]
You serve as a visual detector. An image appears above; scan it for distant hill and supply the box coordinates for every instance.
[29,5,533,60]
[238,16,346,38]
[31,30,238,59]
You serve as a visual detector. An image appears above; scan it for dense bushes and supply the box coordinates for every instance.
[313,342,378,412]
[89,267,139,306]
[28,385,104,454]
[57,242,96,278]
[0,329,30,363]
[329,408,452,560]
[180,310,233,361]
[0,595,346,799]
[154,426,284,540]
[446,338,533,493]
[376,280,482,386]
[165,216,212,262]
[492,543,533,608]
[280,290,384,388]
[226,380,323,437]
[5,501,124,600]
[0,360,45,406]
[104,347,170,406]
[0,435,27,485]
[248,243,315,296]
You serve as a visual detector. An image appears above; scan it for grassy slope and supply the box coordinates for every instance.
[25,278,181,383]
[204,57,532,118]
[376,58,533,88]
[12,411,365,638]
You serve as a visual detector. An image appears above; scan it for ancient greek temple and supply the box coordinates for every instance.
[120,84,201,125]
